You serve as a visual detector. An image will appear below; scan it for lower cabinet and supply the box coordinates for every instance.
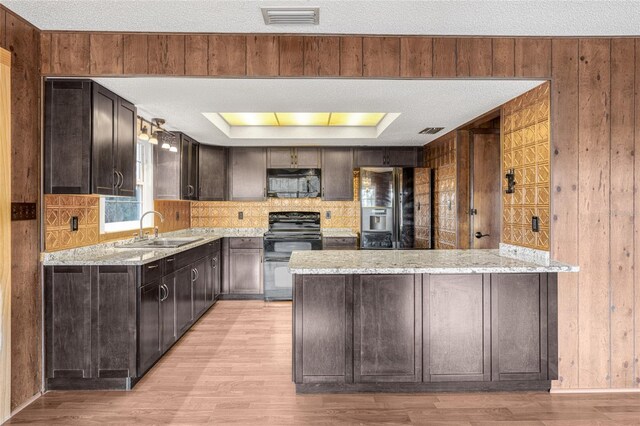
[160,275,176,353]
[229,245,263,295]
[353,274,422,383]
[206,253,220,303]
[193,258,208,319]
[139,281,162,374]
[175,265,194,336]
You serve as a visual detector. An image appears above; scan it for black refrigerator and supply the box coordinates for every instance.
[360,167,425,249]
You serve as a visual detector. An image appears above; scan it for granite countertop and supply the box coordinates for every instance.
[288,249,579,275]
[321,228,359,238]
[42,228,267,266]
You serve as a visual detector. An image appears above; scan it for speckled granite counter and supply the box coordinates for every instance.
[288,249,578,274]
[42,228,266,266]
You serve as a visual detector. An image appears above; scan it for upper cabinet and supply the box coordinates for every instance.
[154,144,181,200]
[198,145,227,201]
[179,133,199,200]
[267,147,320,169]
[44,79,136,196]
[228,147,267,201]
[354,147,420,167]
[321,148,354,201]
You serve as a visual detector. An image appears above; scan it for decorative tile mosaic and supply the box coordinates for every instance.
[425,133,457,249]
[502,82,551,251]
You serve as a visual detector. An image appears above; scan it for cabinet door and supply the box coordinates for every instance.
[160,275,176,353]
[206,253,220,304]
[294,275,353,384]
[321,148,354,201]
[294,148,321,168]
[229,248,263,294]
[44,80,92,194]
[229,147,267,200]
[174,266,194,336]
[267,147,293,168]
[354,148,385,167]
[115,97,137,197]
[189,142,199,200]
[354,274,422,383]
[386,147,418,167]
[491,273,548,381]
[198,145,226,201]
[92,84,118,195]
[193,258,208,319]
[424,274,490,382]
[138,281,161,374]
[154,144,181,199]
[180,135,199,200]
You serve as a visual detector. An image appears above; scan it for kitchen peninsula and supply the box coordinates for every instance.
[289,249,577,393]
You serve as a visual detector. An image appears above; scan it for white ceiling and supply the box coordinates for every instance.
[2,0,639,36]
[93,77,543,147]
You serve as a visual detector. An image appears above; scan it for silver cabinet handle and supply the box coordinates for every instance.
[147,264,159,270]
[195,268,199,280]
[166,258,174,263]
[159,284,167,301]
[113,170,120,188]
[163,284,169,301]
[191,268,196,281]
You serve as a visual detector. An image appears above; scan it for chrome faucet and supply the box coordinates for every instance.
[139,210,165,239]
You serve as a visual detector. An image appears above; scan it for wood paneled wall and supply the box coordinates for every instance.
[0,5,42,412]
[0,9,637,404]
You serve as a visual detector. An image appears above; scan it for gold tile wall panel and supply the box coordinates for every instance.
[501,82,551,251]
[192,172,361,233]
[425,133,457,249]
[154,200,191,233]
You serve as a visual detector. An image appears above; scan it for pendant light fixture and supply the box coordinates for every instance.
[138,123,150,142]
[149,130,159,146]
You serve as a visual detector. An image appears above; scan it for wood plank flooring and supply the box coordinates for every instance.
[7,301,640,425]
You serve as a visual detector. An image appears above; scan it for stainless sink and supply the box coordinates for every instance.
[122,237,204,249]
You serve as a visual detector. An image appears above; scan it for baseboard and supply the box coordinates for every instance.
[9,391,42,420]
[551,387,640,394]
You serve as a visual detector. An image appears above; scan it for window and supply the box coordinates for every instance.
[101,142,154,233]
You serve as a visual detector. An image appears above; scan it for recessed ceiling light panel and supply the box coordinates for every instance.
[262,7,319,25]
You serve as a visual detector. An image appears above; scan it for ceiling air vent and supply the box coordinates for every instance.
[419,127,445,135]
[261,7,319,25]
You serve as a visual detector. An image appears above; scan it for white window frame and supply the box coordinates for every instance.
[100,142,155,234]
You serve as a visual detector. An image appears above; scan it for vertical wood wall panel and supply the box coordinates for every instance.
[147,35,185,75]
[515,38,552,78]
[492,38,515,77]
[550,38,580,389]
[0,8,6,49]
[123,34,148,75]
[279,36,303,76]
[184,35,208,76]
[51,32,90,75]
[89,34,123,75]
[303,36,339,76]
[363,37,400,77]
[208,35,245,76]
[39,33,51,75]
[577,39,611,389]
[400,37,432,77]
[3,9,41,411]
[456,38,492,77]
[246,35,279,76]
[634,39,640,389]
[433,38,457,77]
[340,37,362,77]
[609,38,635,389]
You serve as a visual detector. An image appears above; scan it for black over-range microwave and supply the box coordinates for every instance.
[266,168,321,198]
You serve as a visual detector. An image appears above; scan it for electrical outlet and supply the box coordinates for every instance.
[70,216,79,231]
[238,211,244,220]
[325,211,331,219]
[531,216,539,232]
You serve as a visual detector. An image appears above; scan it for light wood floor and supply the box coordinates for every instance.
[7,301,640,425]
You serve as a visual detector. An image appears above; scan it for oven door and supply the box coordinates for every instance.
[263,258,293,301]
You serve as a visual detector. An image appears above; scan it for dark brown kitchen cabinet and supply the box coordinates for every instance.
[45,265,137,390]
[491,273,549,381]
[423,274,490,382]
[322,237,358,250]
[353,274,422,383]
[174,265,194,336]
[198,145,227,201]
[192,258,208,318]
[229,247,263,294]
[138,280,162,375]
[321,148,354,201]
[180,133,199,200]
[154,144,181,199]
[267,147,320,168]
[354,147,419,167]
[44,79,137,196]
[160,275,176,353]
[228,147,267,201]
[293,274,353,384]
[206,253,220,303]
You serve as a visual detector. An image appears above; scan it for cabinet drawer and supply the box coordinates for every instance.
[323,237,358,250]
[163,255,178,275]
[206,239,221,255]
[229,237,262,249]
[141,260,163,285]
